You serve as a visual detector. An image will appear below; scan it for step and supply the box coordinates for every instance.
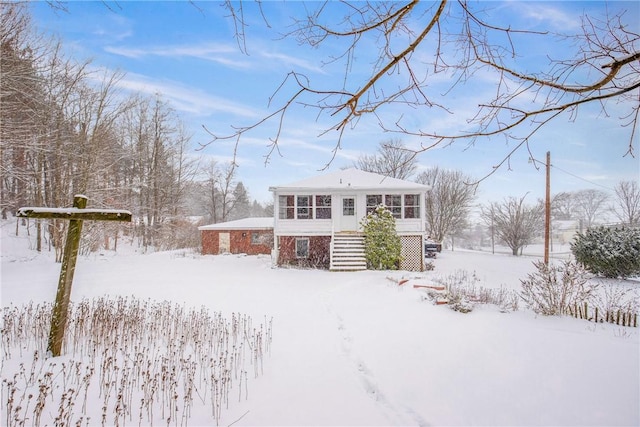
[331,257,366,263]
[330,264,367,271]
[333,249,364,254]
[331,234,366,271]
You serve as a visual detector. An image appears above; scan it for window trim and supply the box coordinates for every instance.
[296,195,313,220]
[279,194,333,220]
[315,195,332,219]
[295,237,310,258]
[366,194,383,215]
[278,195,295,219]
[251,232,263,245]
[404,194,421,219]
[280,192,422,220]
[385,194,402,219]
[342,197,355,216]
[366,193,422,219]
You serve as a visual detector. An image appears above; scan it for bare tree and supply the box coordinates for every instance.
[211,1,638,175]
[3,4,201,253]
[415,167,477,243]
[612,180,640,226]
[481,196,544,256]
[0,2,39,216]
[551,192,578,221]
[121,94,192,249]
[217,162,239,223]
[573,189,609,229]
[202,159,221,223]
[202,160,240,223]
[353,139,417,179]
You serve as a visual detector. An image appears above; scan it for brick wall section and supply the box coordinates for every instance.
[201,230,219,255]
[201,230,273,255]
[278,236,331,269]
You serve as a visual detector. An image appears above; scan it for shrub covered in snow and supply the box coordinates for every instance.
[594,282,640,316]
[571,226,640,278]
[360,204,402,270]
[432,270,520,312]
[520,260,597,316]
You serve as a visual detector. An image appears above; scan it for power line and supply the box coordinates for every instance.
[549,164,616,192]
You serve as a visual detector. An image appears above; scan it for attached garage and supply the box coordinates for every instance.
[199,217,274,256]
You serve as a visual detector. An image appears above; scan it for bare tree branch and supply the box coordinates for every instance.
[211,1,639,178]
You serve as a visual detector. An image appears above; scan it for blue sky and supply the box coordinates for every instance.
[30,1,639,205]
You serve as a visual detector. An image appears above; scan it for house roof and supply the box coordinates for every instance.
[198,217,274,231]
[269,168,430,192]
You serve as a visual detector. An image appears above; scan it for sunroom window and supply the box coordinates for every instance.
[404,194,420,219]
[297,195,312,219]
[278,195,294,219]
[315,195,332,219]
[385,194,402,219]
[366,194,382,214]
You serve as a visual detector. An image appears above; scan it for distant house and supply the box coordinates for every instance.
[199,217,273,255]
[269,168,430,271]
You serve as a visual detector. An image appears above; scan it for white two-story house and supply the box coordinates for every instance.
[269,168,430,271]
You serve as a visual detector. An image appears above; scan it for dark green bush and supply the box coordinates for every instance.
[360,204,402,270]
[571,226,640,279]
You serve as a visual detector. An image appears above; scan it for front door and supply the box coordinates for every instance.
[219,232,230,253]
[340,196,358,231]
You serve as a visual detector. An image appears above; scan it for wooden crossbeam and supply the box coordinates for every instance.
[17,207,132,222]
[17,195,131,357]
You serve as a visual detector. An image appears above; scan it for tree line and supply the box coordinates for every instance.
[2,3,636,258]
[0,4,268,257]
[355,139,640,256]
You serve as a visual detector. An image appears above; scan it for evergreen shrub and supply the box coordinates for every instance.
[360,204,402,270]
[571,226,640,279]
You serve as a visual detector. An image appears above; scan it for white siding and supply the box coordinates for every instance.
[273,191,426,236]
[274,218,333,235]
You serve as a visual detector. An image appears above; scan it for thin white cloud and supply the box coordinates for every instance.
[258,51,327,74]
[105,42,235,58]
[581,174,612,182]
[511,2,581,31]
[278,136,336,155]
[104,42,325,73]
[93,28,133,41]
[115,72,259,118]
[104,43,253,68]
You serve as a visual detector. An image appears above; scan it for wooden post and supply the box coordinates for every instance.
[17,195,131,356]
[544,151,551,265]
[48,195,86,356]
[584,302,588,321]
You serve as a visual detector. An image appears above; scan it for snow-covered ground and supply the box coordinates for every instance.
[1,220,638,426]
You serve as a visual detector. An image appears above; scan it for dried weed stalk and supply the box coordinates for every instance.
[1,297,273,426]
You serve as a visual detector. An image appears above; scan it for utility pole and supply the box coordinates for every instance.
[544,151,551,265]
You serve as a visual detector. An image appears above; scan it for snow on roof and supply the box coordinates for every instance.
[198,217,274,231]
[269,168,430,192]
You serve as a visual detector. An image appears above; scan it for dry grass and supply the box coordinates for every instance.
[1,297,272,426]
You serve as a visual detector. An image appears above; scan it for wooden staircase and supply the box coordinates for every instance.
[330,233,367,271]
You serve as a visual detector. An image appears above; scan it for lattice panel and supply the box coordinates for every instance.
[400,235,423,272]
